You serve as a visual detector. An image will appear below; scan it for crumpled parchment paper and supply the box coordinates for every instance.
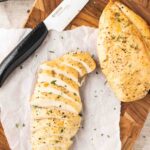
[0,27,121,150]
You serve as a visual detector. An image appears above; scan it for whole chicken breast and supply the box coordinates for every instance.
[97,0,150,102]
[31,51,96,150]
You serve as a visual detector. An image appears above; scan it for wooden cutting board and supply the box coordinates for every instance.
[0,0,150,150]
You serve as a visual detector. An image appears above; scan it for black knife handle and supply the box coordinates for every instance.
[0,22,48,87]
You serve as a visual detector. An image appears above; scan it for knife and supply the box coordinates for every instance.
[0,0,89,87]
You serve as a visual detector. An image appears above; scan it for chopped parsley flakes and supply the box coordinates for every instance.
[51,80,57,85]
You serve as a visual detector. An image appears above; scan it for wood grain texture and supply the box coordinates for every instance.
[0,123,10,150]
[0,0,150,150]
[24,0,150,29]
[121,95,150,150]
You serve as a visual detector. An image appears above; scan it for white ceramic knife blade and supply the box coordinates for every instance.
[44,0,89,31]
[0,0,89,87]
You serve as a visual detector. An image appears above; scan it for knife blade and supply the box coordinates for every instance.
[0,0,89,87]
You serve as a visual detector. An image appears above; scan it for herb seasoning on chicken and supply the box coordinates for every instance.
[31,51,96,150]
[97,0,150,102]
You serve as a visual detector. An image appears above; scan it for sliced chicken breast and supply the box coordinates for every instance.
[31,51,96,149]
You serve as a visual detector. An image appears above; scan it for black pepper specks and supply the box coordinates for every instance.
[20,66,23,69]
[49,51,55,53]
[27,9,30,13]
[22,123,25,127]
[57,95,61,99]
[114,12,120,17]
[73,93,77,96]
[15,123,19,128]
[79,113,83,117]
[104,81,107,85]
[143,135,146,138]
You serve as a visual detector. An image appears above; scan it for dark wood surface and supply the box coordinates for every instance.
[0,0,150,150]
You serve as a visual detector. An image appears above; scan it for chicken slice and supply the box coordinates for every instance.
[40,61,79,85]
[32,135,72,148]
[31,106,81,121]
[31,92,82,114]
[31,51,96,149]
[62,52,96,75]
[33,82,81,103]
[32,124,79,140]
[37,70,79,95]
[32,118,80,134]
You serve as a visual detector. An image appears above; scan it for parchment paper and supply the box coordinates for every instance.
[0,27,121,150]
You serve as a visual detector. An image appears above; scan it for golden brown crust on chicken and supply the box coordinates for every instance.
[31,51,96,149]
[97,1,150,102]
